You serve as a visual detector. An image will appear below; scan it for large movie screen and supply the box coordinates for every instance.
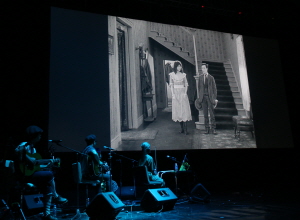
[109,17,256,151]
[49,7,292,152]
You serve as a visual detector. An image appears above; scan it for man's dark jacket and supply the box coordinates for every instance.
[197,73,217,105]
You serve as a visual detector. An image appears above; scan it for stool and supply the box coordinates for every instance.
[232,116,255,140]
[72,162,101,207]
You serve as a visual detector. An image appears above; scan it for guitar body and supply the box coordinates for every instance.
[88,159,119,192]
[19,153,42,176]
[89,159,110,177]
[19,153,60,176]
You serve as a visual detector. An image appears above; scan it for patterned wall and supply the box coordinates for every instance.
[195,29,226,62]
[150,22,226,62]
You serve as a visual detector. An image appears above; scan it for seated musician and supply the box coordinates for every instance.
[80,134,118,192]
[138,142,165,186]
[14,125,68,220]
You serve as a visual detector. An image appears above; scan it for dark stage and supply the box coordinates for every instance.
[1,1,300,220]
[21,186,300,220]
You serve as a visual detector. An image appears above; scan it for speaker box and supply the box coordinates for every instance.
[86,192,125,220]
[190,183,211,203]
[141,188,178,212]
[23,194,44,215]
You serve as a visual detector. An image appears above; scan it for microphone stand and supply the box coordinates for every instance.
[52,142,87,220]
[19,143,29,220]
[110,151,137,199]
[107,148,112,193]
[154,146,157,175]
[166,156,182,196]
[115,159,122,197]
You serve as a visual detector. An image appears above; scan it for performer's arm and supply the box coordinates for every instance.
[15,148,54,166]
[89,151,101,167]
[184,75,188,95]
[212,77,218,104]
[22,152,36,165]
[15,145,35,166]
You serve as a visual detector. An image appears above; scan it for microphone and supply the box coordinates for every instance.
[48,140,63,143]
[103,146,115,150]
[183,153,188,162]
[166,155,176,160]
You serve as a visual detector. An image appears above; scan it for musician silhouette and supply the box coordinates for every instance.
[80,134,118,192]
[14,125,68,220]
[138,142,165,186]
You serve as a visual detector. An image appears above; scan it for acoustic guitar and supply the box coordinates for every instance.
[89,159,110,177]
[88,159,118,192]
[19,152,60,176]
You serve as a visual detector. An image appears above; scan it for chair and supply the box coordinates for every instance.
[132,166,162,199]
[232,116,255,140]
[1,160,38,219]
[72,162,101,208]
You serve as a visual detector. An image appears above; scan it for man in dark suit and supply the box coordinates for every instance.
[197,63,218,134]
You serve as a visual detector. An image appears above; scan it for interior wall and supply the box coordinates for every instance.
[195,29,226,62]
[223,33,242,90]
[108,16,122,149]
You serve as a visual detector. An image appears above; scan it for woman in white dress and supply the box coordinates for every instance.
[169,61,192,135]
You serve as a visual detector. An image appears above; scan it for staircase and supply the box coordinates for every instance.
[149,28,195,66]
[149,24,246,129]
[203,61,245,129]
[223,61,246,117]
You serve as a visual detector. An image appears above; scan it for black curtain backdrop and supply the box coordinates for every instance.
[1,2,50,157]
[49,7,109,152]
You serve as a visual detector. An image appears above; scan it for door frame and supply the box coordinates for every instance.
[117,17,139,129]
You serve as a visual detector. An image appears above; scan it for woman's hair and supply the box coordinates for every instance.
[173,61,183,73]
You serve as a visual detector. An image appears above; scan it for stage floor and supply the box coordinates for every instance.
[24,187,300,220]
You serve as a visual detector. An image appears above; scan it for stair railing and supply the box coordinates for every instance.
[149,22,195,58]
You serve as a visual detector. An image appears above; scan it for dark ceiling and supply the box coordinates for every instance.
[47,0,299,38]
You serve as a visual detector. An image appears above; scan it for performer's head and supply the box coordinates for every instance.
[141,142,151,154]
[85,134,97,146]
[25,125,43,144]
[201,63,208,74]
[173,61,183,73]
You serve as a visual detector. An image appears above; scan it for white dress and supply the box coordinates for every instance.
[169,72,192,122]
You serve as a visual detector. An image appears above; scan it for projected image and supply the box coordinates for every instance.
[109,17,256,150]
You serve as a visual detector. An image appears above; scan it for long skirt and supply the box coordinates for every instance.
[172,88,192,122]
